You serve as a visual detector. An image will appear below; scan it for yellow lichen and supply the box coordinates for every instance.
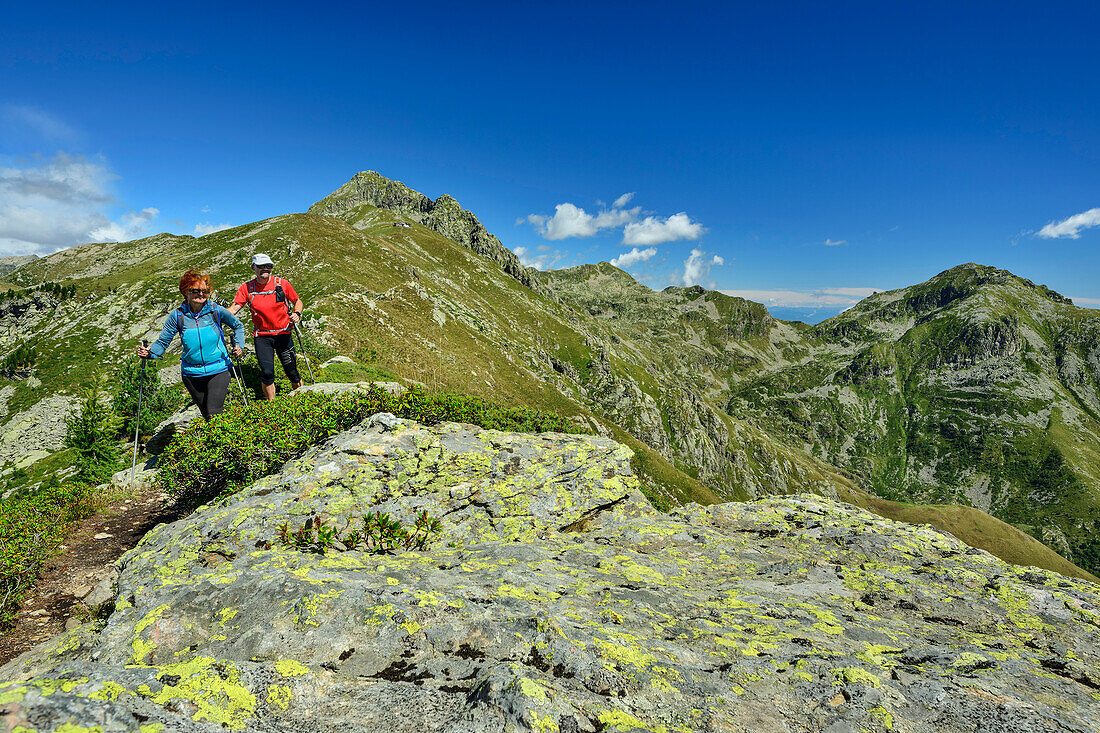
[0,685,27,704]
[89,681,127,702]
[831,667,881,688]
[131,604,171,663]
[274,659,311,677]
[141,657,256,730]
[266,684,292,710]
[516,677,549,703]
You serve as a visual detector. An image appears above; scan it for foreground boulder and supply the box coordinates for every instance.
[2,419,1098,731]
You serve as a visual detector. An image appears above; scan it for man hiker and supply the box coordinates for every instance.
[227,253,304,400]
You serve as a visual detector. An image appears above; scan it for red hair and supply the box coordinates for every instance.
[179,270,211,295]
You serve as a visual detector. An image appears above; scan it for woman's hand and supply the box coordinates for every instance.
[232,345,243,358]
[136,344,152,358]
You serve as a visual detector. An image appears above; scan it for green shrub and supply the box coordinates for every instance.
[0,482,106,628]
[158,384,583,501]
[277,510,442,554]
[113,359,187,436]
[65,374,123,484]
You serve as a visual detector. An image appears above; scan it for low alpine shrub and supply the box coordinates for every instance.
[0,481,106,628]
[157,384,583,502]
[276,510,442,554]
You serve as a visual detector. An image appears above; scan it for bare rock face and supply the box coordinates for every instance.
[0,393,78,463]
[3,421,1099,732]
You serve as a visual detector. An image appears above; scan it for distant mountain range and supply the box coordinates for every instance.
[0,255,38,277]
[2,172,1097,577]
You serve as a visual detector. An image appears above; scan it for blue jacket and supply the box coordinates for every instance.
[149,301,246,377]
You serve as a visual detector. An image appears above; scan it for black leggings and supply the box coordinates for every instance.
[182,370,232,420]
[254,333,301,385]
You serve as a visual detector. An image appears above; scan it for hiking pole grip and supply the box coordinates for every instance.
[131,340,149,485]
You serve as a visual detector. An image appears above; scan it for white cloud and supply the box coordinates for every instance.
[822,238,847,246]
[518,213,547,227]
[819,287,880,297]
[542,203,599,239]
[201,205,212,213]
[1068,296,1100,306]
[624,213,706,246]
[513,246,566,271]
[0,152,160,256]
[1037,207,1100,239]
[521,195,700,245]
[90,207,160,242]
[681,248,724,286]
[612,192,635,209]
[610,247,657,268]
[520,202,643,240]
[194,222,234,236]
[1,104,77,142]
[593,206,640,230]
[718,287,883,308]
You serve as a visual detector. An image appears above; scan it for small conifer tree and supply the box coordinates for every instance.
[65,373,122,483]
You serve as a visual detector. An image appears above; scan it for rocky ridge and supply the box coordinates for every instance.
[307,171,542,292]
[2,183,850,512]
[728,263,1100,572]
[3,174,1099,576]
[3,421,1099,731]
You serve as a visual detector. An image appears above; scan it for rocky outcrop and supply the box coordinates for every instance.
[308,171,542,293]
[0,393,77,464]
[4,421,1098,732]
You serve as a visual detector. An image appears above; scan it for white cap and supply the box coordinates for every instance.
[251,253,274,267]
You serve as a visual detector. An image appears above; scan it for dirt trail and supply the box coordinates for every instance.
[0,484,189,665]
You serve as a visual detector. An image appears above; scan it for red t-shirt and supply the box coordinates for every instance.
[234,277,299,336]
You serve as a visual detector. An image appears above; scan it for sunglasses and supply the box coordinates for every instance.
[255,265,274,271]
[187,288,210,295]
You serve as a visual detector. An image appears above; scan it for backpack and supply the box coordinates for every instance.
[246,276,287,306]
[176,304,224,334]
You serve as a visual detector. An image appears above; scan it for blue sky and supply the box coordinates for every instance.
[2,1,1098,322]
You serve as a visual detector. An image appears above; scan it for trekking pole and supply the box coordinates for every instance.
[292,322,316,384]
[276,282,315,384]
[224,330,249,406]
[130,340,148,485]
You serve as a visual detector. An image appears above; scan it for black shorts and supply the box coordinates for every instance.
[254,333,300,385]
[181,369,231,420]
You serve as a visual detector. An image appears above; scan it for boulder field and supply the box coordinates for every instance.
[2,417,1098,732]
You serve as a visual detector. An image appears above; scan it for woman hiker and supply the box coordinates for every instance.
[137,269,245,419]
[227,253,304,400]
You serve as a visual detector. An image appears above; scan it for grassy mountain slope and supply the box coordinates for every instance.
[1,188,845,509]
[729,264,1100,572]
[2,175,1097,579]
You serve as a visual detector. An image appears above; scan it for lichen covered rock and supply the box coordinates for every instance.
[3,421,1099,731]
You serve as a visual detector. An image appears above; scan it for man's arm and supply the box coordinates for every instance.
[289,298,303,324]
[227,303,242,316]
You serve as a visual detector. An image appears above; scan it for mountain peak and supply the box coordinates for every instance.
[308,172,541,292]
[924,262,1072,305]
